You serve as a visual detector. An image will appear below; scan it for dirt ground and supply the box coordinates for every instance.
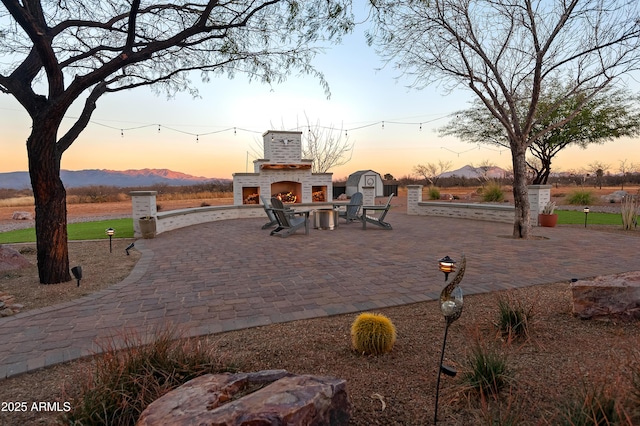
[0,187,639,425]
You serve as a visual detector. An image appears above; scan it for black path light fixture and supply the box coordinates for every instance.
[105,227,115,253]
[125,242,135,255]
[434,254,466,424]
[71,265,82,287]
[583,206,590,228]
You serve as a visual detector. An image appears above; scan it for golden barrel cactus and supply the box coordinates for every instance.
[351,312,397,355]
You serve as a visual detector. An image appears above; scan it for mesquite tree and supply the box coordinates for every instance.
[440,85,640,185]
[0,0,353,284]
[367,0,640,238]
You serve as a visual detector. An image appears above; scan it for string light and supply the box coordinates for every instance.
[82,111,458,142]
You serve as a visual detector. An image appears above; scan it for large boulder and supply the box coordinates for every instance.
[571,271,640,320]
[600,190,628,203]
[0,245,31,272]
[11,211,33,220]
[136,370,351,426]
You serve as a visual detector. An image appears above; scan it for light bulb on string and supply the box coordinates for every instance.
[234,127,236,136]
[157,124,161,133]
[382,121,384,130]
[196,134,199,142]
[419,123,423,131]
[120,129,124,137]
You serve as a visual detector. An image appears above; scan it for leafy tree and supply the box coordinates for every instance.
[367,0,640,238]
[441,85,640,185]
[0,0,353,283]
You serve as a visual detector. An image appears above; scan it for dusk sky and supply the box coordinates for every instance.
[1,6,639,181]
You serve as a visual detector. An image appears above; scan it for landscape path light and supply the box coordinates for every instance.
[105,227,115,253]
[434,254,466,424]
[71,265,82,287]
[438,256,456,282]
[583,207,590,228]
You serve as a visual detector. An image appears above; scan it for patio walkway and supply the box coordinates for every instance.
[0,210,638,379]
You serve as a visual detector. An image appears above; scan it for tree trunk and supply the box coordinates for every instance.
[27,122,71,284]
[511,142,531,239]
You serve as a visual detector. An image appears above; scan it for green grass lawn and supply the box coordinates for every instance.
[0,218,133,244]
[556,209,624,225]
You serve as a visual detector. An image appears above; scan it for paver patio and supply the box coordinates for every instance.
[0,210,638,379]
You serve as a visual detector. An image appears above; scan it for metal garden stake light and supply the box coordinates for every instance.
[583,207,590,228]
[105,227,115,253]
[434,254,466,424]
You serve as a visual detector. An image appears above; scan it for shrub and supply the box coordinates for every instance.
[351,312,397,355]
[482,181,505,202]
[566,190,594,205]
[61,326,235,426]
[496,297,533,340]
[555,385,626,426]
[541,200,556,215]
[428,186,441,200]
[462,344,511,396]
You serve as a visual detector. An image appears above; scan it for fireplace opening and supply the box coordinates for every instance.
[242,187,260,204]
[271,181,302,204]
[312,186,327,202]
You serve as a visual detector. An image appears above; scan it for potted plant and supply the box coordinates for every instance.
[139,216,156,239]
[538,201,558,227]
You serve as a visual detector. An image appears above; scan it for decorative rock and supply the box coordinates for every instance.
[11,211,32,220]
[600,190,628,203]
[0,245,31,272]
[571,271,640,320]
[136,370,351,426]
[0,308,15,317]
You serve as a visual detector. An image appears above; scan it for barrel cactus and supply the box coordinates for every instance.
[351,312,397,355]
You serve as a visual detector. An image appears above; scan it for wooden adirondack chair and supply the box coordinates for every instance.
[333,192,363,223]
[269,197,309,237]
[362,193,394,230]
[260,195,279,229]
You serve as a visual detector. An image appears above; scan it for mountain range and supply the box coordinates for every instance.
[439,165,508,179]
[0,169,230,190]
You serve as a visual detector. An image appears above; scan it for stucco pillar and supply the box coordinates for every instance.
[407,185,423,215]
[130,191,157,237]
[527,185,552,226]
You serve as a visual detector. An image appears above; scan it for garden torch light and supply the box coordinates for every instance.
[434,254,466,424]
[583,207,590,228]
[105,227,115,253]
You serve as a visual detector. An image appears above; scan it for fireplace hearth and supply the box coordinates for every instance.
[233,131,332,205]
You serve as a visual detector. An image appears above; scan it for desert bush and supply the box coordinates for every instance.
[497,297,533,340]
[555,385,627,426]
[67,185,125,203]
[0,188,33,200]
[0,196,35,207]
[462,343,511,396]
[428,186,441,200]
[566,190,595,205]
[351,312,397,355]
[61,326,235,426]
[482,181,505,202]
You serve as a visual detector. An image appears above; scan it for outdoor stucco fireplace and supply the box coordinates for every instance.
[233,130,333,205]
